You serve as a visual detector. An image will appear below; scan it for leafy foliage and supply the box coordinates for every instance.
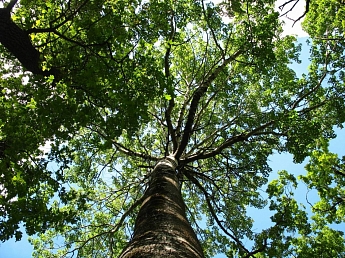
[0,0,344,257]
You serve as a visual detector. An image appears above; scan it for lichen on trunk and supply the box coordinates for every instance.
[119,156,204,258]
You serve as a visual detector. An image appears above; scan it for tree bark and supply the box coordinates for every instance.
[119,156,204,258]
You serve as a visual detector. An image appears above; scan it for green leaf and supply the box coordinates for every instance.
[26,98,37,109]
[164,94,172,100]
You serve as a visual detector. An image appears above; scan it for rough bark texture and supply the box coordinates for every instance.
[119,156,204,258]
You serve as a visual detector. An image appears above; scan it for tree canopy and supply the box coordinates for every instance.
[0,0,345,257]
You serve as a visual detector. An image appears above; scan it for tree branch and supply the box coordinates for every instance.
[184,169,252,255]
[112,141,160,162]
[5,0,18,11]
[175,50,243,160]
[333,167,345,177]
[175,87,191,143]
[164,10,178,154]
[278,0,311,26]
[202,0,225,59]
[243,239,268,258]
[0,5,55,76]
[63,194,145,257]
[148,111,167,127]
[28,26,109,49]
[183,120,275,163]
[85,124,159,162]
[164,13,175,77]
[165,98,177,154]
[279,0,300,17]
[291,71,327,110]
[191,90,219,134]
[186,124,229,156]
[26,0,89,33]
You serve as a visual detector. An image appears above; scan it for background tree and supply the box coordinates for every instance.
[0,0,344,257]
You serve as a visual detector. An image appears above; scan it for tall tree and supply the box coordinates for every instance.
[0,0,344,257]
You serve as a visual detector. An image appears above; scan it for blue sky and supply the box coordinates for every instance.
[0,232,33,258]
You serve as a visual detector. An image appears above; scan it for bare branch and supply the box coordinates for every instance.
[279,0,300,17]
[5,0,18,11]
[293,0,310,25]
[176,87,192,142]
[184,169,251,255]
[27,0,90,33]
[191,90,219,133]
[148,111,167,127]
[183,120,275,163]
[112,141,160,162]
[63,194,145,257]
[291,71,327,110]
[202,0,225,58]
[278,0,311,26]
[186,123,229,156]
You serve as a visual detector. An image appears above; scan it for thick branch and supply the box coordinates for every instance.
[164,10,178,154]
[297,100,327,116]
[165,98,178,153]
[175,50,242,160]
[243,240,267,258]
[0,7,55,76]
[3,0,97,77]
[191,90,219,134]
[333,167,345,177]
[5,0,18,11]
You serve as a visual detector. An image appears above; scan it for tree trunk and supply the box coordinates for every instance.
[119,156,204,258]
